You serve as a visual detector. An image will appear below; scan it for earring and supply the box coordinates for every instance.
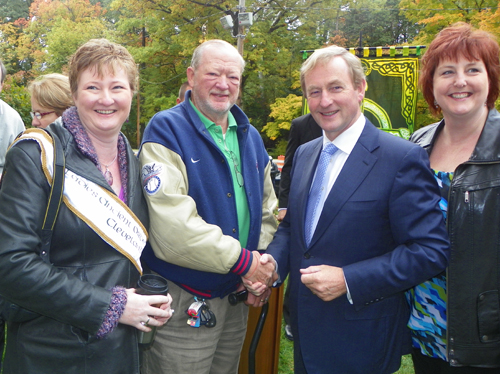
[434,100,439,109]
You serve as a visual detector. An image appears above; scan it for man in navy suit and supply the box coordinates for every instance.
[264,46,450,373]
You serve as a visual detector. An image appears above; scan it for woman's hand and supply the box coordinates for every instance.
[245,287,272,308]
[118,288,173,332]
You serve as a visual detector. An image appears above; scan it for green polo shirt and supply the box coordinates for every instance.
[189,100,250,248]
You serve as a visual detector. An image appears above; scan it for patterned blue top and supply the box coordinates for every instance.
[407,170,452,360]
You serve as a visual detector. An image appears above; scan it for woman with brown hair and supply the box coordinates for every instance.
[0,39,173,373]
[408,23,500,373]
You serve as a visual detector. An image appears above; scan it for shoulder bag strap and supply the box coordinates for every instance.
[39,132,65,264]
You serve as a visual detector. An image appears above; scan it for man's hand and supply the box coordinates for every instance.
[277,209,287,222]
[300,265,347,302]
[242,252,278,296]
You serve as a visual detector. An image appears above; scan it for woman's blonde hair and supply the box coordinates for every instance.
[28,73,73,116]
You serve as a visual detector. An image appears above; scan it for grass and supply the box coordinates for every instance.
[278,320,415,374]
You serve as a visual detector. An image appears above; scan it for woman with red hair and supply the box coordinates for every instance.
[408,23,500,373]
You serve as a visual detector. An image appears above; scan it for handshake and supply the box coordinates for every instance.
[239,251,278,306]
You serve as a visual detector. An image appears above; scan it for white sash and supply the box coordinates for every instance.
[12,129,147,273]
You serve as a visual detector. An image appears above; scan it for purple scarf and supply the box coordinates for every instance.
[62,106,129,204]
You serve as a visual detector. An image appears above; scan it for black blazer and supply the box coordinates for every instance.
[278,113,322,208]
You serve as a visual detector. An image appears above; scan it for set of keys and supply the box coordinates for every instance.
[186,297,216,328]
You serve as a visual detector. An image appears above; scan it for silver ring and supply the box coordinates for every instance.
[141,317,151,326]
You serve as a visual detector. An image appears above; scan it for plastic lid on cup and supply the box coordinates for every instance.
[137,274,169,295]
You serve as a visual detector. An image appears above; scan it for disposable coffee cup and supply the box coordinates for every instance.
[136,274,169,346]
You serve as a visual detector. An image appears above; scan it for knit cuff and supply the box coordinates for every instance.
[230,248,253,275]
[96,286,127,339]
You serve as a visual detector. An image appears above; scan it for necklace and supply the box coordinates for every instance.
[100,152,118,186]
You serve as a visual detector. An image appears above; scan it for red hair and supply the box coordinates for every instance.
[420,23,500,116]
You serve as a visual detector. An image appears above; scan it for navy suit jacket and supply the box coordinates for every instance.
[266,119,449,374]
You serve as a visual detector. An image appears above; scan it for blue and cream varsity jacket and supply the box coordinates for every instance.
[139,95,277,298]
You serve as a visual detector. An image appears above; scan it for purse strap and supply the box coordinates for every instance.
[39,132,65,264]
[0,130,65,264]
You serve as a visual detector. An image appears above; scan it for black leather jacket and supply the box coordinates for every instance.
[0,122,148,374]
[411,109,500,367]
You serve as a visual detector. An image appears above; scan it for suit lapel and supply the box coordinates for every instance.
[293,138,323,247]
[309,121,380,247]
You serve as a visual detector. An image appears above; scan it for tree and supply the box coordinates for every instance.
[3,0,480,146]
[0,76,32,126]
[0,0,31,22]
[262,94,302,156]
[15,0,109,74]
[341,0,420,47]
[399,0,498,44]
[109,0,341,149]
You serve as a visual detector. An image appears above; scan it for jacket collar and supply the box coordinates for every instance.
[413,109,500,162]
[471,109,500,161]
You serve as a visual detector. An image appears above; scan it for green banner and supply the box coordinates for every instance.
[361,56,419,139]
[302,49,421,140]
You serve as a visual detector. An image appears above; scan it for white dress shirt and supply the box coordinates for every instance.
[308,114,366,236]
[308,113,365,304]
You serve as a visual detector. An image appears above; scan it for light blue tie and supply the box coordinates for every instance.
[304,143,338,246]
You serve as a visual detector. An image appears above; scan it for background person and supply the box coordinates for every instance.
[0,59,25,176]
[28,73,73,128]
[264,45,450,374]
[408,23,500,373]
[277,113,321,222]
[0,56,25,371]
[139,39,277,374]
[0,39,173,374]
[176,81,192,104]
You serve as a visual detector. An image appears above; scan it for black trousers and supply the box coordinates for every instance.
[412,348,500,374]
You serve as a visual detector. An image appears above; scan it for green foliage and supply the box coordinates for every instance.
[0,77,31,126]
[341,0,420,47]
[413,91,440,132]
[0,0,30,22]
[263,94,302,139]
[399,0,499,45]
[45,18,111,72]
[2,0,500,147]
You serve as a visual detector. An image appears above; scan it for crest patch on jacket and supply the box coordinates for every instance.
[142,162,163,196]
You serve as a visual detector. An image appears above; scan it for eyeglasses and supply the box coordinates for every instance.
[30,111,55,120]
[223,138,244,187]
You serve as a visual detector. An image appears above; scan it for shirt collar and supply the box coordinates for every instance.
[322,113,365,155]
[189,98,237,131]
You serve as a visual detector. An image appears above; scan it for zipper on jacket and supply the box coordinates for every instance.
[464,191,469,203]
